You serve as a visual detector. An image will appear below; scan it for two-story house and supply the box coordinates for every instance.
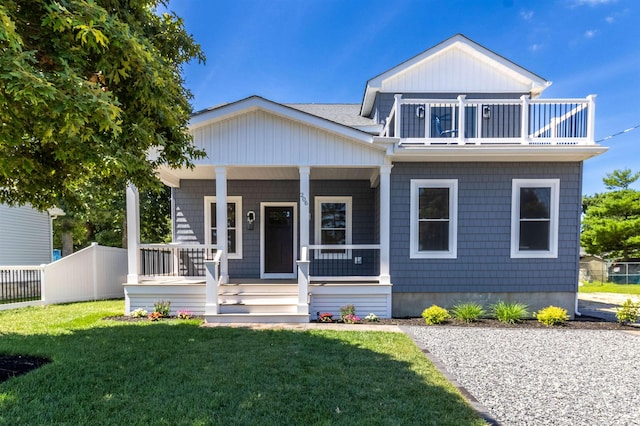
[124,34,606,322]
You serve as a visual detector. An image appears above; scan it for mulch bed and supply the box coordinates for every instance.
[0,355,50,384]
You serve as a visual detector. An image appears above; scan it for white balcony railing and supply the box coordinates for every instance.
[381,94,596,145]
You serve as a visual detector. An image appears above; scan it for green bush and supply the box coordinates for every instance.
[491,301,529,324]
[153,300,171,318]
[616,299,640,324]
[451,302,485,323]
[535,305,569,326]
[421,305,450,325]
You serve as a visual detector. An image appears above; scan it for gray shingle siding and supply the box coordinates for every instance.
[390,162,582,294]
[173,179,377,278]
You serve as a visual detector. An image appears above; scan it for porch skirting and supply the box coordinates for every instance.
[123,281,392,320]
[392,291,577,319]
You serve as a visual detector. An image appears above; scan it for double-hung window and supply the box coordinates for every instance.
[410,179,458,259]
[511,179,559,258]
[314,196,352,258]
[204,196,242,259]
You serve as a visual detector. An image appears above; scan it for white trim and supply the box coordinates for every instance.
[260,202,298,279]
[314,196,353,259]
[410,179,458,259]
[510,179,560,258]
[204,196,243,259]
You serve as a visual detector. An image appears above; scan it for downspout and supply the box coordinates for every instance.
[575,292,582,317]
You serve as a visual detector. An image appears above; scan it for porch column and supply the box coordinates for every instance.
[379,165,392,284]
[126,184,140,284]
[298,166,310,250]
[215,166,229,283]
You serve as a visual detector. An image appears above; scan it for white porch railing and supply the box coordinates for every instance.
[138,243,217,279]
[307,244,381,281]
[382,94,596,145]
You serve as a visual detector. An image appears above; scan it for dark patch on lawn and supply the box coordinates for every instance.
[0,355,50,384]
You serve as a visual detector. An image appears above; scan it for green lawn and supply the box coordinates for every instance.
[0,300,485,425]
[579,281,640,295]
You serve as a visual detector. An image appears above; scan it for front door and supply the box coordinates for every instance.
[261,203,297,278]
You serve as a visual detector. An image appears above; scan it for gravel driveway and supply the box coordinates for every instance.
[407,327,640,426]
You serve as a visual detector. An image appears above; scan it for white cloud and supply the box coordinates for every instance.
[520,10,534,20]
[605,16,615,23]
[584,29,598,38]
[530,43,543,52]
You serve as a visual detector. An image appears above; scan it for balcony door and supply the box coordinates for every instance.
[260,203,297,279]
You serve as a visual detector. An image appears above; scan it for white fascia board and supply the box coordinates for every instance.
[389,145,608,162]
[156,166,181,188]
[190,96,377,147]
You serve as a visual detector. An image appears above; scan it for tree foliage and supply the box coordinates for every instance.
[581,169,640,260]
[0,0,205,210]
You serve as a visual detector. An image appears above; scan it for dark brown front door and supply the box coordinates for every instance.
[264,206,294,275]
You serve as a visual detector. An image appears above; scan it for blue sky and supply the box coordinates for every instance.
[166,0,639,195]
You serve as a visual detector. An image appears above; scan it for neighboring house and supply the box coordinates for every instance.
[124,34,606,322]
[579,248,607,282]
[0,204,56,266]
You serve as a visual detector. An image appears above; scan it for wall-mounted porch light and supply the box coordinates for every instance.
[416,105,425,119]
[482,105,491,119]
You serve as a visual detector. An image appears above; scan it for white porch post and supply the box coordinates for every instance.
[587,94,597,145]
[126,184,140,284]
[215,166,229,283]
[379,165,392,284]
[298,166,310,249]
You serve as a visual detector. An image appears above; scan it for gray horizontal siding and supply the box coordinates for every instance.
[390,162,582,294]
[0,204,51,266]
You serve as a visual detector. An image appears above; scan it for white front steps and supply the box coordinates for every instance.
[204,282,309,324]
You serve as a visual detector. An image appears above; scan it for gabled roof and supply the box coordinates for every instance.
[360,34,551,116]
[190,96,375,144]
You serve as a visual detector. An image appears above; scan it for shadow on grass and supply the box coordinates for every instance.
[0,322,485,425]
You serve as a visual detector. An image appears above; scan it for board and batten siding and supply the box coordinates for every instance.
[380,46,533,94]
[191,110,384,167]
[389,162,582,294]
[173,179,379,278]
[0,204,51,266]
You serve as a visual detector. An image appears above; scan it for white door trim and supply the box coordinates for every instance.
[260,202,298,279]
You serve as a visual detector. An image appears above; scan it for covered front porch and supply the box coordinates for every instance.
[124,163,393,323]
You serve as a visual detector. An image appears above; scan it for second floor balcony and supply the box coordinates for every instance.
[381,94,596,146]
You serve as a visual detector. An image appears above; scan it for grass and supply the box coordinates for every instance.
[0,300,486,425]
[579,281,640,295]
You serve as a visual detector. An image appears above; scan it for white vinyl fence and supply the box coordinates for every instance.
[0,243,127,310]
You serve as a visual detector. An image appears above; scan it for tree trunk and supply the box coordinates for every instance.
[61,232,74,257]
[122,214,128,249]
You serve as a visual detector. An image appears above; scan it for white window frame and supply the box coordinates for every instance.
[410,179,458,259]
[314,196,352,259]
[510,179,559,259]
[204,196,243,259]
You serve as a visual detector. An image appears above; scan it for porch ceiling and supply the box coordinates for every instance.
[157,165,380,188]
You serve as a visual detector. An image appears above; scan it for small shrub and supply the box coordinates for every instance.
[535,305,569,326]
[129,308,148,318]
[451,302,485,323]
[421,305,450,325]
[364,313,379,322]
[491,301,529,324]
[339,304,356,321]
[318,312,333,323]
[153,300,171,318]
[177,310,192,320]
[616,299,640,324]
[342,313,361,324]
